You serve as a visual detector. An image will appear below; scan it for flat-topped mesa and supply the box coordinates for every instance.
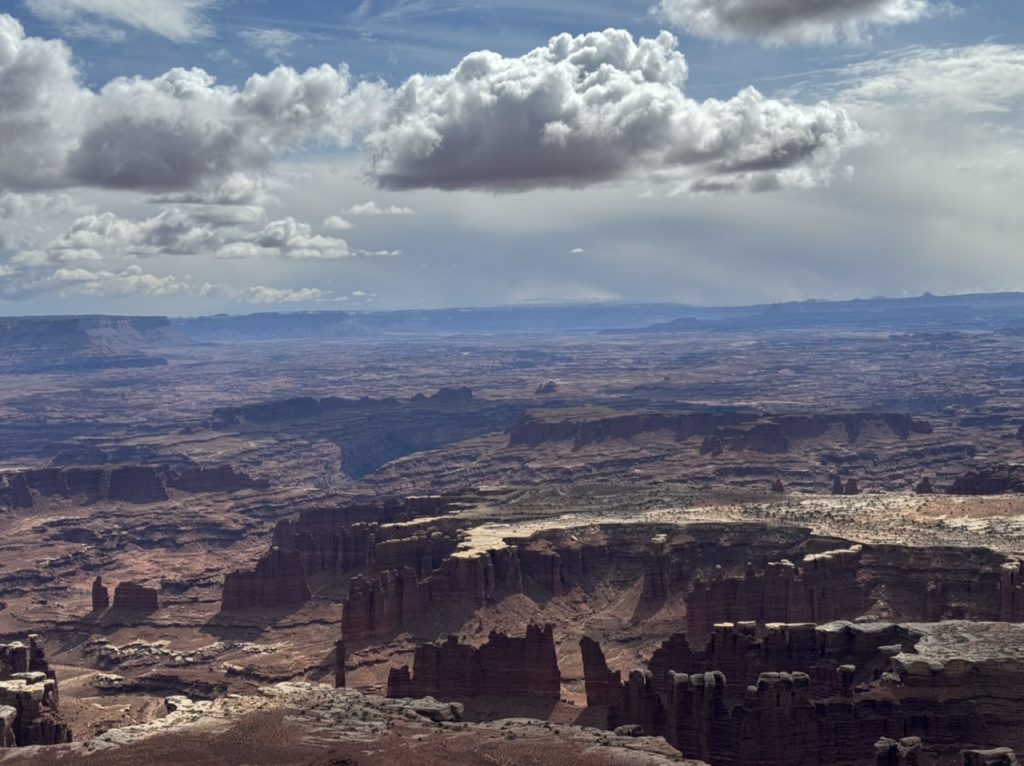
[221,547,311,612]
[91,576,109,611]
[685,545,867,642]
[0,463,269,510]
[0,636,71,747]
[0,466,168,506]
[111,582,159,612]
[269,496,467,578]
[387,624,560,701]
[341,547,522,642]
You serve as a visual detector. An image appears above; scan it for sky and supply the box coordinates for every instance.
[0,0,1022,315]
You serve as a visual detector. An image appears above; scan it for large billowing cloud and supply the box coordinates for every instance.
[66,64,370,192]
[24,0,217,42]
[657,0,934,45]
[0,14,89,190]
[0,16,862,197]
[0,13,384,192]
[365,29,863,192]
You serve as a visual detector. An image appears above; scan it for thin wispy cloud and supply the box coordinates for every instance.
[23,0,217,42]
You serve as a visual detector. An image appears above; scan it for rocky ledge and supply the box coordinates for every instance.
[0,682,703,766]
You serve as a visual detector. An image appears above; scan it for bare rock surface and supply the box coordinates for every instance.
[0,682,701,765]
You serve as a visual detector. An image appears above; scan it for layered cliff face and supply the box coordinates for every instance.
[0,463,268,511]
[685,541,1023,641]
[595,621,917,706]
[112,582,159,612]
[340,547,523,641]
[948,464,1024,494]
[507,409,932,453]
[220,496,470,613]
[387,624,560,701]
[167,465,269,493]
[221,548,311,611]
[585,621,1024,766]
[686,545,868,640]
[0,637,71,747]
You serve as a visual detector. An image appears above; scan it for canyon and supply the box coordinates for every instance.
[4,298,1024,764]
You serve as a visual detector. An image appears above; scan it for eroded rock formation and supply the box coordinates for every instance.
[221,547,311,611]
[335,640,346,689]
[112,582,159,612]
[221,496,468,613]
[948,464,1024,495]
[388,624,560,701]
[586,620,1024,766]
[0,636,71,747]
[580,636,621,707]
[341,547,522,640]
[686,545,867,640]
[90,577,109,611]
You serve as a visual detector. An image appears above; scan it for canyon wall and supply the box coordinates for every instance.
[586,621,1024,766]
[221,495,474,613]
[387,624,560,701]
[508,410,933,453]
[0,463,267,511]
[340,547,522,641]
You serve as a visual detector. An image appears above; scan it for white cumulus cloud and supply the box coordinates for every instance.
[243,285,327,304]
[365,29,863,193]
[347,201,416,215]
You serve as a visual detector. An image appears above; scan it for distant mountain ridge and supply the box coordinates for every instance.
[5,291,1024,354]
[0,315,186,373]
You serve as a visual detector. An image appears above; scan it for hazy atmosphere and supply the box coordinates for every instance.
[1,0,1021,314]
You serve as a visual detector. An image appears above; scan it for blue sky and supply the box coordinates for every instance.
[1,0,1022,313]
